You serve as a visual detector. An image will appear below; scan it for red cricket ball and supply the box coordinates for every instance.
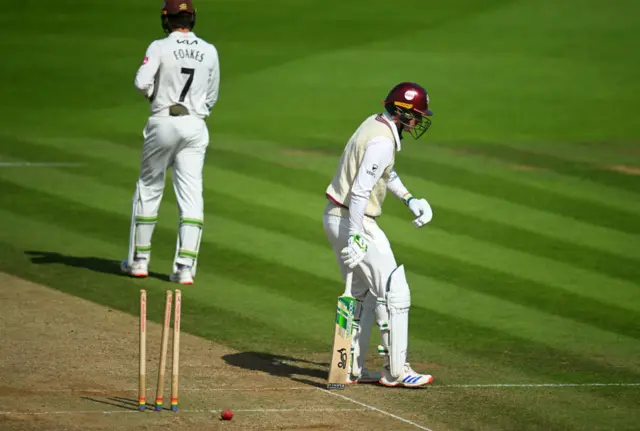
[221,409,234,420]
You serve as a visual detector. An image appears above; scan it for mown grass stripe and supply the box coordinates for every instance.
[0,243,321,355]
[398,156,640,236]
[200,184,640,313]
[0,179,338,303]
[209,147,640,248]
[3,163,637,316]
[12,133,639,265]
[409,305,640,383]
[0,211,336,352]
[408,144,640,215]
[393,177,639,260]
[407,273,640,371]
[211,134,640,221]
[441,141,640,194]
[3,136,636,358]
[402,206,640,284]
[198,137,640,260]
[2,176,639,378]
[396,242,640,340]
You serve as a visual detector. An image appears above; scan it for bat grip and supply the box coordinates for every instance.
[344,271,353,297]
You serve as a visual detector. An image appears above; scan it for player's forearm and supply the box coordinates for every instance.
[134,82,154,100]
[205,84,218,109]
[134,72,156,99]
[386,171,412,202]
[205,94,218,111]
[205,63,220,110]
[205,80,219,109]
[348,192,369,236]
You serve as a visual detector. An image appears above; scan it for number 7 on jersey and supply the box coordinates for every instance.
[179,68,195,102]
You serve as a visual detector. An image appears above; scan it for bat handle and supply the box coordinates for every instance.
[344,271,353,297]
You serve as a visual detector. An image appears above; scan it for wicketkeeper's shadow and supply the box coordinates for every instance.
[222,352,329,388]
[25,250,170,282]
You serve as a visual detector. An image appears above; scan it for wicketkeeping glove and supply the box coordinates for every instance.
[341,234,368,269]
[406,197,433,228]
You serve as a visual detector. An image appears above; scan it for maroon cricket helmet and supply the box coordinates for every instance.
[383,82,433,139]
[163,0,195,14]
[161,0,196,34]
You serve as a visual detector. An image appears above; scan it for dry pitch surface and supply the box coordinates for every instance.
[0,274,428,431]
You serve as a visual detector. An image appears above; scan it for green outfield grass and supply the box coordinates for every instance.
[1,0,639,430]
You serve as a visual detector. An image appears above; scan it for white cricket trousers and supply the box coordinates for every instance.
[322,205,399,300]
[129,114,208,267]
[323,202,401,373]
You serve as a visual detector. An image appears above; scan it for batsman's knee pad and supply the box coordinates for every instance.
[349,292,376,377]
[376,265,410,379]
[134,214,158,253]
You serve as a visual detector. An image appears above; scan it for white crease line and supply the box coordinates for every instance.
[319,388,434,431]
[15,387,316,393]
[7,383,640,393]
[437,382,640,388]
[0,407,367,416]
[0,162,85,167]
[183,386,317,392]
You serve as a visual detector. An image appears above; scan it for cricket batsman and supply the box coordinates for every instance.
[324,82,435,387]
[121,0,220,285]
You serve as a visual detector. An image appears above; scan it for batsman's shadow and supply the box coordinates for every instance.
[25,250,170,282]
[222,352,329,389]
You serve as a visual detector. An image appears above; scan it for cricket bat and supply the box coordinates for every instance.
[327,272,356,390]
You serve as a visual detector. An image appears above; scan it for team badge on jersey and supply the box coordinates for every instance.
[142,56,149,65]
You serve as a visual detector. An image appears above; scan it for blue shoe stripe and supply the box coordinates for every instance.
[402,375,422,384]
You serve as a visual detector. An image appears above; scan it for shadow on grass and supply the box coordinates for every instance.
[222,352,329,389]
[24,250,170,282]
[80,396,140,411]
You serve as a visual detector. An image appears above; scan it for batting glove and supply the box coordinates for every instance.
[341,234,368,269]
[406,197,433,228]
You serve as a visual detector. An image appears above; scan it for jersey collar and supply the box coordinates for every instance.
[169,31,196,38]
[381,111,402,152]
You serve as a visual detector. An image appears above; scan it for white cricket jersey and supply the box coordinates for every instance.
[135,31,220,119]
[326,112,407,234]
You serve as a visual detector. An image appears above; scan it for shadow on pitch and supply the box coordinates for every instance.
[80,396,173,412]
[80,396,140,411]
[223,352,329,389]
[25,250,170,282]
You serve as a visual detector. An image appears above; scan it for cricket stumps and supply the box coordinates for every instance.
[154,290,172,411]
[171,289,182,411]
[139,289,147,411]
[139,289,182,412]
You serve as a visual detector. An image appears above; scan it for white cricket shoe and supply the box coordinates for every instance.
[121,259,148,278]
[170,267,194,285]
[379,363,434,388]
[346,368,382,385]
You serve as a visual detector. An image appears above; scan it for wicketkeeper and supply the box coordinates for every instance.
[121,0,220,285]
[324,82,435,387]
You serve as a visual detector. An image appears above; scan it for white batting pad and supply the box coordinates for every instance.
[127,184,158,265]
[349,293,376,377]
[173,218,203,276]
[387,265,411,378]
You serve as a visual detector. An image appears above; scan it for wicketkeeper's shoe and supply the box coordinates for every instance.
[379,363,434,388]
[121,259,148,278]
[170,266,194,285]
[346,368,382,385]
